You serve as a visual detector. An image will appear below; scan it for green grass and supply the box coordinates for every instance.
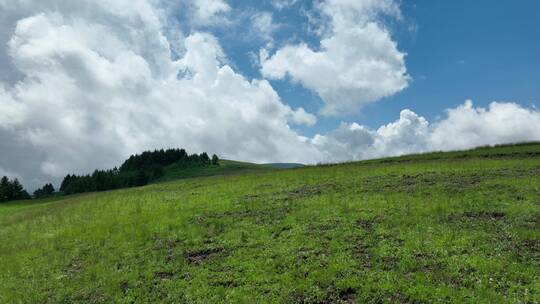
[156,159,273,183]
[1,144,539,303]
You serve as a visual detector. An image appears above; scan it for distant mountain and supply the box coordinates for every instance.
[264,163,305,169]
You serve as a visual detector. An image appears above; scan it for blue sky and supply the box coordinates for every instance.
[2,0,540,190]
[385,0,540,125]
[204,0,540,136]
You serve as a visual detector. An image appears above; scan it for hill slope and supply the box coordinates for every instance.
[1,144,539,303]
[156,159,274,183]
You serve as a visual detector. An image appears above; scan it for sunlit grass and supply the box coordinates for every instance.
[0,144,539,303]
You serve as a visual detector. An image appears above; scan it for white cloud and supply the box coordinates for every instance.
[313,101,540,163]
[289,107,317,126]
[1,0,538,193]
[261,0,409,116]
[0,84,26,128]
[0,0,321,190]
[193,0,231,25]
[312,108,429,162]
[271,0,298,10]
[251,12,280,42]
[429,100,540,151]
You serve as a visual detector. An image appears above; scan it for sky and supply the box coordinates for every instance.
[1,0,540,190]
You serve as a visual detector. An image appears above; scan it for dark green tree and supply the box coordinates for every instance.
[59,148,216,196]
[0,176,9,202]
[200,153,210,165]
[60,174,73,192]
[212,154,219,166]
[12,179,30,200]
[1,177,30,202]
[34,183,55,199]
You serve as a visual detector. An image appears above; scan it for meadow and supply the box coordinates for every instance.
[0,144,539,303]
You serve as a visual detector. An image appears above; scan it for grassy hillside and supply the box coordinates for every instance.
[1,144,539,303]
[156,159,274,182]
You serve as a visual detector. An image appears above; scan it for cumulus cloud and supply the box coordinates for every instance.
[430,101,540,151]
[0,0,538,192]
[0,85,26,127]
[289,108,317,127]
[251,12,281,42]
[312,109,429,162]
[313,101,540,163]
[261,0,409,116]
[271,0,299,10]
[0,0,321,190]
[192,0,231,25]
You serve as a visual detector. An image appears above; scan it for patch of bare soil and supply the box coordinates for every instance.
[463,211,506,220]
[185,246,225,264]
[154,271,174,280]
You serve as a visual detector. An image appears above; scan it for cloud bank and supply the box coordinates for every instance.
[313,101,540,163]
[0,0,539,191]
[0,0,321,189]
[261,0,410,116]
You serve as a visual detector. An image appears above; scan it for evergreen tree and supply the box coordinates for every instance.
[0,177,31,202]
[212,154,219,166]
[60,174,73,192]
[34,183,55,199]
[0,176,9,202]
[59,148,216,196]
[200,153,210,165]
[12,179,30,200]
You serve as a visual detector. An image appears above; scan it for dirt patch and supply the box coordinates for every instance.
[409,253,445,274]
[360,168,539,195]
[307,219,342,234]
[351,217,379,268]
[288,286,357,304]
[237,182,340,204]
[463,211,506,220]
[352,241,372,268]
[185,246,225,264]
[64,261,84,278]
[337,288,357,304]
[361,172,456,194]
[282,182,341,200]
[154,271,174,280]
[446,211,507,224]
[518,239,540,256]
[119,281,130,293]
[356,218,378,231]
[209,279,238,288]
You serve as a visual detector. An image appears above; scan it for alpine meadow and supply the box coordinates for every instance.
[1,144,539,303]
[1,0,540,303]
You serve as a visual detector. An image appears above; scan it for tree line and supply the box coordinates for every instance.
[60,149,219,195]
[0,148,219,203]
[0,176,31,202]
[33,183,55,199]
